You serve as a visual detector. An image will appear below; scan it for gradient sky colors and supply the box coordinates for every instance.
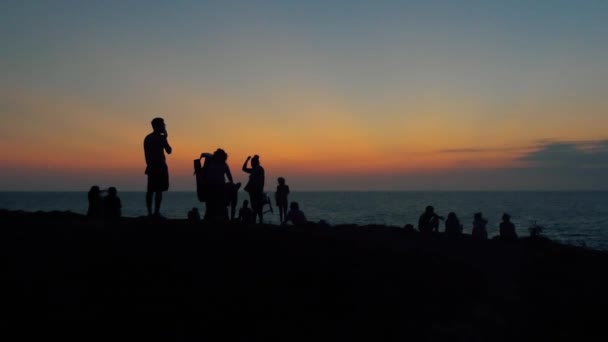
[1,1,608,190]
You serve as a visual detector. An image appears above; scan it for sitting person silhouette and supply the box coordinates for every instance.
[188,207,201,223]
[87,185,105,219]
[418,205,444,234]
[283,201,307,226]
[275,177,290,223]
[403,224,416,233]
[472,212,488,240]
[499,213,518,242]
[444,212,463,238]
[238,200,255,224]
[103,187,122,220]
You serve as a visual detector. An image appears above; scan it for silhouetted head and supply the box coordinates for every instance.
[290,201,299,210]
[108,187,117,197]
[251,155,260,167]
[447,212,457,220]
[425,205,434,213]
[278,177,285,185]
[502,213,511,222]
[191,207,199,213]
[151,117,165,133]
[474,212,483,220]
[89,186,100,196]
[214,148,228,162]
[243,200,249,208]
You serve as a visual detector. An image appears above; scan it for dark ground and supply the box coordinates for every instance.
[1,209,607,341]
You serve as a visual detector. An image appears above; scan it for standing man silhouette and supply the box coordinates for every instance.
[144,117,172,217]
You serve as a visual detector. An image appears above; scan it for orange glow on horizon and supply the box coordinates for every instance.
[3,86,608,190]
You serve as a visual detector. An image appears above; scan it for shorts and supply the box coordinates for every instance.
[147,165,169,192]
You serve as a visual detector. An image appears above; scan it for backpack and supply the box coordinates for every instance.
[194,158,210,202]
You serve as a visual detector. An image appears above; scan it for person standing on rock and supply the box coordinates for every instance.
[242,155,265,224]
[144,117,172,217]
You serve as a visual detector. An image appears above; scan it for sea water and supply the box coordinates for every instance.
[1,191,607,250]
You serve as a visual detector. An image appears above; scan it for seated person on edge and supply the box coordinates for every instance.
[283,201,307,226]
[472,212,488,240]
[499,213,518,241]
[87,185,105,219]
[238,200,255,225]
[418,205,444,234]
[444,212,463,238]
[188,207,201,223]
[103,187,122,219]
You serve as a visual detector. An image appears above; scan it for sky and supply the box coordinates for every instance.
[1,0,608,191]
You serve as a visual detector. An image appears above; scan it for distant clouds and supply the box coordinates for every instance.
[520,140,608,168]
[438,146,524,154]
[439,139,608,169]
[402,139,607,190]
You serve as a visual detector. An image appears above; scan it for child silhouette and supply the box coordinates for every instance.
[275,177,290,223]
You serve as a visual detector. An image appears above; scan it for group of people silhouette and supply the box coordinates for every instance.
[193,148,305,225]
[87,185,122,220]
[90,117,521,240]
[414,205,518,241]
[140,117,306,225]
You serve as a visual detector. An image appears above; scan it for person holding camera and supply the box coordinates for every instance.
[242,155,265,224]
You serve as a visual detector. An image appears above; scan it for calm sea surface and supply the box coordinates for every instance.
[1,191,607,250]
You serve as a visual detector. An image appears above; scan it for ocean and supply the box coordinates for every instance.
[1,191,607,251]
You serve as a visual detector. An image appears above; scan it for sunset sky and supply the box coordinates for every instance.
[1,1,608,190]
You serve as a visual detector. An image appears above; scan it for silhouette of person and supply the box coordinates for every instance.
[188,207,201,224]
[87,185,104,218]
[403,223,416,233]
[227,182,242,222]
[238,200,255,224]
[418,205,443,234]
[472,212,488,240]
[283,201,307,226]
[499,213,518,242]
[144,117,172,217]
[275,177,290,223]
[444,212,463,238]
[242,155,265,224]
[200,149,233,222]
[103,187,122,220]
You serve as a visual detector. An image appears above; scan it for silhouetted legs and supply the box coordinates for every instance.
[250,192,264,224]
[230,202,237,221]
[278,203,287,223]
[146,191,163,216]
